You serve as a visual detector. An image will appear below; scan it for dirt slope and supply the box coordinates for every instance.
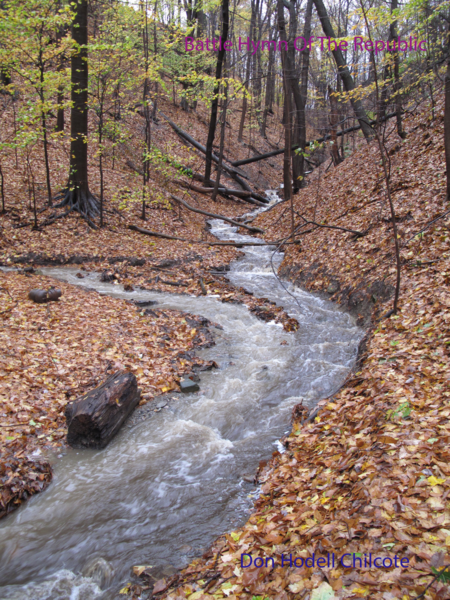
[130,95,450,600]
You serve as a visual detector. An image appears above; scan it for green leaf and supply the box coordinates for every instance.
[431,566,450,583]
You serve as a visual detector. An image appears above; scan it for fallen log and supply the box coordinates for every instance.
[174,179,265,205]
[65,370,140,449]
[128,224,301,247]
[159,112,246,177]
[158,111,271,201]
[169,195,264,234]
[231,111,400,167]
[29,288,62,304]
[128,225,184,241]
[176,180,252,198]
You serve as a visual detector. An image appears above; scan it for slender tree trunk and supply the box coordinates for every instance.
[56,87,65,132]
[99,97,104,228]
[39,60,52,206]
[298,0,312,184]
[212,84,228,202]
[328,86,341,166]
[55,22,66,133]
[445,20,450,200]
[261,16,275,138]
[277,0,304,192]
[41,111,52,206]
[313,0,373,141]
[238,5,254,142]
[69,0,89,197]
[390,0,405,138]
[204,0,229,182]
[142,0,151,221]
[0,162,4,213]
[277,0,293,218]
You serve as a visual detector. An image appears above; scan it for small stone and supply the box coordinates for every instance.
[155,400,167,409]
[327,281,339,294]
[180,379,200,393]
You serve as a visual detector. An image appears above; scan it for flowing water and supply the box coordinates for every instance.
[0,196,363,599]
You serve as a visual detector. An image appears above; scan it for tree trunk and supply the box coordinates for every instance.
[212,85,228,202]
[277,0,303,194]
[261,16,275,138]
[328,86,342,166]
[56,0,99,220]
[313,0,373,141]
[65,371,140,449]
[298,0,312,184]
[204,0,230,182]
[238,4,254,142]
[390,0,405,138]
[445,20,450,200]
[69,0,89,197]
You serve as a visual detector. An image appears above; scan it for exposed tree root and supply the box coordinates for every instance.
[53,188,100,228]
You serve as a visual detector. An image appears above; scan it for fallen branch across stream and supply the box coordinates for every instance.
[128,224,300,247]
[169,195,265,234]
[174,180,265,206]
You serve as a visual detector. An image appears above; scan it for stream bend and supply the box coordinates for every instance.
[0,198,363,599]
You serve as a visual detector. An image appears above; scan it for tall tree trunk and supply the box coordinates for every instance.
[328,85,342,166]
[277,0,293,212]
[204,0,229,182]
[212,84,228,202]
[277,0,305,192]
[56,0,99,220]
[238,4,255,142]
[297,0,312,185]
[313,0,373,141]
[69,0,89,197]
[390,0,405,138]
[445,20,450,200]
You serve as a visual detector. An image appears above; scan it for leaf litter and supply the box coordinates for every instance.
[123,96,450,599]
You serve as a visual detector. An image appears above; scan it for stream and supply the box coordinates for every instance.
[0,195,363,599]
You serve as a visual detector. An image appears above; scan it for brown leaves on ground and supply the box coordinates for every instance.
[0,90,298,519]
[137,97,450,599]
[0,269,219,517]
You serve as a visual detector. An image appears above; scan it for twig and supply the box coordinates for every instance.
[0,287,18,315]
[403,208,450,246]
[297,214,364,237]
[414,564,450,599]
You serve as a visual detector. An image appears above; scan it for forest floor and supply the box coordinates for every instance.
[2,83,450,600]
[120,97,450,600]
[0,91,295,518]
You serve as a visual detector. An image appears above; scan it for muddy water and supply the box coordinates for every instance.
[0,198,362,599]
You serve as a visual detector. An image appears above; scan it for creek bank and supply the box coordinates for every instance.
[0,213,362,599]
[278,262,394,327]
[0,269,225,520]
[149,102,450,600]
